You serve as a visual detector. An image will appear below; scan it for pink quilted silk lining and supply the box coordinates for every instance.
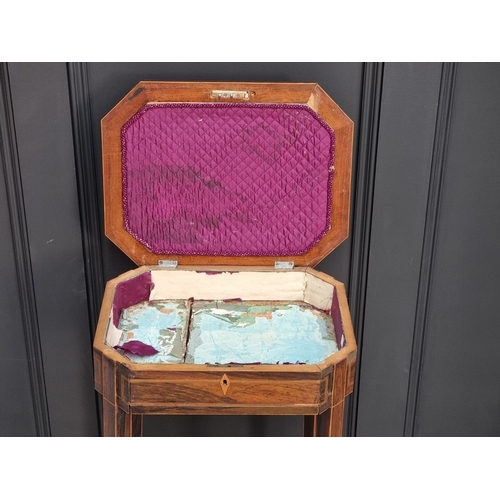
[122,103,335,256]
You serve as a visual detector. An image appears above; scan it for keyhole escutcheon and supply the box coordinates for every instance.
[220,374,230,395]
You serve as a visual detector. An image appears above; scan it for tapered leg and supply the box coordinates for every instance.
[99,352,143,437]
[102,398,143,437]
[329,400,344,437]
[303,412,327,436]
[102,398,116,436]
[303,355,347,437]
[303,415,315,436]
[303,401,344,437]
[131,413,143,436]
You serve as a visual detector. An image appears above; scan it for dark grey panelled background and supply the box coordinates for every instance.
[355,63,444,436]
[0,64,39,435]
[413,64,500,436]
[1,63,98,436]
[1,62,499,436]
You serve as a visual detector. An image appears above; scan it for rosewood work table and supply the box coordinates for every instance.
[93,81,357,436]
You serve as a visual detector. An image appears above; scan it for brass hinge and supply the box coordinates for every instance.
[158,260,178,268]
[274,261,294,269]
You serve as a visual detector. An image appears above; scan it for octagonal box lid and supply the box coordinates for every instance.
[102,82,354,267]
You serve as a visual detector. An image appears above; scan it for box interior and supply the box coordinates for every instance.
[105,270,346,365]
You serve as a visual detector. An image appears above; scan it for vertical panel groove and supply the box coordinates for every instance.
[404,62,458,436]
[67,62,105,436]
[344,62,385,436]
[67,62,105,332]
[0,63,51,436]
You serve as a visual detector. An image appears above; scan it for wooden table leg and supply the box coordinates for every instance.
[303,400,344,437]
[303,358,347,437]
[303,415,315,436]
[98,352,144,436]
[102,399,143,437]
[330,400,345,436]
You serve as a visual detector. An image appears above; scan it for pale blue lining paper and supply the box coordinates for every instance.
[116,300,337,365]
[117,300,188,363]
[187,301,337,364]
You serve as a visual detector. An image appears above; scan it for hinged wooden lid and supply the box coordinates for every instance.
[102,82,353,267]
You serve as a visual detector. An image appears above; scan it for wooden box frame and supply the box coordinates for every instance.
[93,82,357,436]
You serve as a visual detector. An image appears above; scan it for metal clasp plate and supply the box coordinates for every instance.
[274,261,294,269]
[211,90,249,100]
[158,260,178,268]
